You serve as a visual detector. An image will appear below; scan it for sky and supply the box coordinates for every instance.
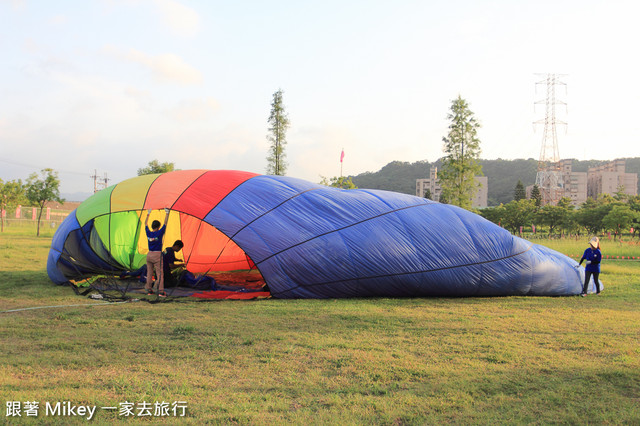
[1,0,639,198]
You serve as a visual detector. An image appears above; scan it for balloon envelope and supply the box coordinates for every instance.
[48,170,588,298]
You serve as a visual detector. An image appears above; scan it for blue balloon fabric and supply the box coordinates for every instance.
[48,172,590,298]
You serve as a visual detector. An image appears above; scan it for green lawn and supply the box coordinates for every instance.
[1,226,639,424]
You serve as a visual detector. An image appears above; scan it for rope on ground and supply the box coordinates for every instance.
[0,299,138,314]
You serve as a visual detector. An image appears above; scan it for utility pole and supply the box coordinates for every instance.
[101,172,110,190]
[90,170,99,193]
[534,73,567,206]
[90,170,110,193]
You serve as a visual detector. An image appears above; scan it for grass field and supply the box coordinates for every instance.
[1,226,639,424]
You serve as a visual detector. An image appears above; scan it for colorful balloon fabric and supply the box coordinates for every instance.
[47,170,589,298]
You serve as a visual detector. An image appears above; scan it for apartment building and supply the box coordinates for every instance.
[559,159,588,206]
[587,159,638,199]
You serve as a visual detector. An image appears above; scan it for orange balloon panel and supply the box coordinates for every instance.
[143,170,208,210]
[179,213,252,273]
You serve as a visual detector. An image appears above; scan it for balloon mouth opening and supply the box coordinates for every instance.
[61,209,268,296]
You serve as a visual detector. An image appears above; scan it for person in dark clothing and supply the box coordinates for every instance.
[162,240,185,286]
[120,240,212,290]
[121,239,265,293]
[162,239,220,290]
[578,236,602,296]
[162,240,262,291]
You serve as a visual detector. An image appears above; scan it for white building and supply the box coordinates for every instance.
[587,159,637,199]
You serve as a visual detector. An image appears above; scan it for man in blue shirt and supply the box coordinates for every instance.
[145,208,170,297]
[578,236,602,296]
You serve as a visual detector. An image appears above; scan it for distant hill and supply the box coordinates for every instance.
[349,160,434,195]
[351,158,640,206]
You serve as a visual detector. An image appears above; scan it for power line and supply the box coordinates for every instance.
[0,157,88,176]
[0,157,112,193]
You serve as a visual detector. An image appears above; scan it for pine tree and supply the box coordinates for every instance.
[514,180,526,201]
[531,184,542,207]
[439,96,482,209]
[266,89,290,176]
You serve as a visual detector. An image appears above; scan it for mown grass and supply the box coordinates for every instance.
[0,226,639,424]
[531,235,640,260]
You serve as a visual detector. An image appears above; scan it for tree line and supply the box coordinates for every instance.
[479,188,640,239]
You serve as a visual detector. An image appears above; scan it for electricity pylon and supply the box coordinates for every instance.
[534,73,567,206]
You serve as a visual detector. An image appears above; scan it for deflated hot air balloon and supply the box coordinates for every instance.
[47,170,596,298]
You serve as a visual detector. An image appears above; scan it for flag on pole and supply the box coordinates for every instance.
[340,149,345,163]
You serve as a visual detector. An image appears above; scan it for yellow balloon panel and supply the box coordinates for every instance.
[111,174,158,213]
[136,210,182,255]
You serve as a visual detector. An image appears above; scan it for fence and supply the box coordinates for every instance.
[1,205,70,230]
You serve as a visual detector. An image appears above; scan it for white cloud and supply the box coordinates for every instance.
[103,44,203,85]
[153,0,200,37]
[22,38,42,53]
[7,0,25,10]
[74,131,100,148]
[149,123,266,174]
[48,14,68,26]
[20,55,71,78]
[165,97,220,122]
[286,125,361,181]
[124,86,154,111]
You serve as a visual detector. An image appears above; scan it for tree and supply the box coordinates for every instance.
[514,180,526,201]
[424,188,432,200]
[137,160,175,176]
[439,96,482,210]
[438,192,449,204]
[556,197,578,235]
[597,193,616,204]
[628,195,640,238]
[575,197,614,235]
[319,176,358,189]
[614,186,628,202]
[501,199,536,234]
[479,204,506,227]
[530,184,542,207]
[25,169,64,236]
[0,179,26,232]
[602,205,638,240]
[266,89,290,176]
[536,204,569,237]
[557,196,573,209]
